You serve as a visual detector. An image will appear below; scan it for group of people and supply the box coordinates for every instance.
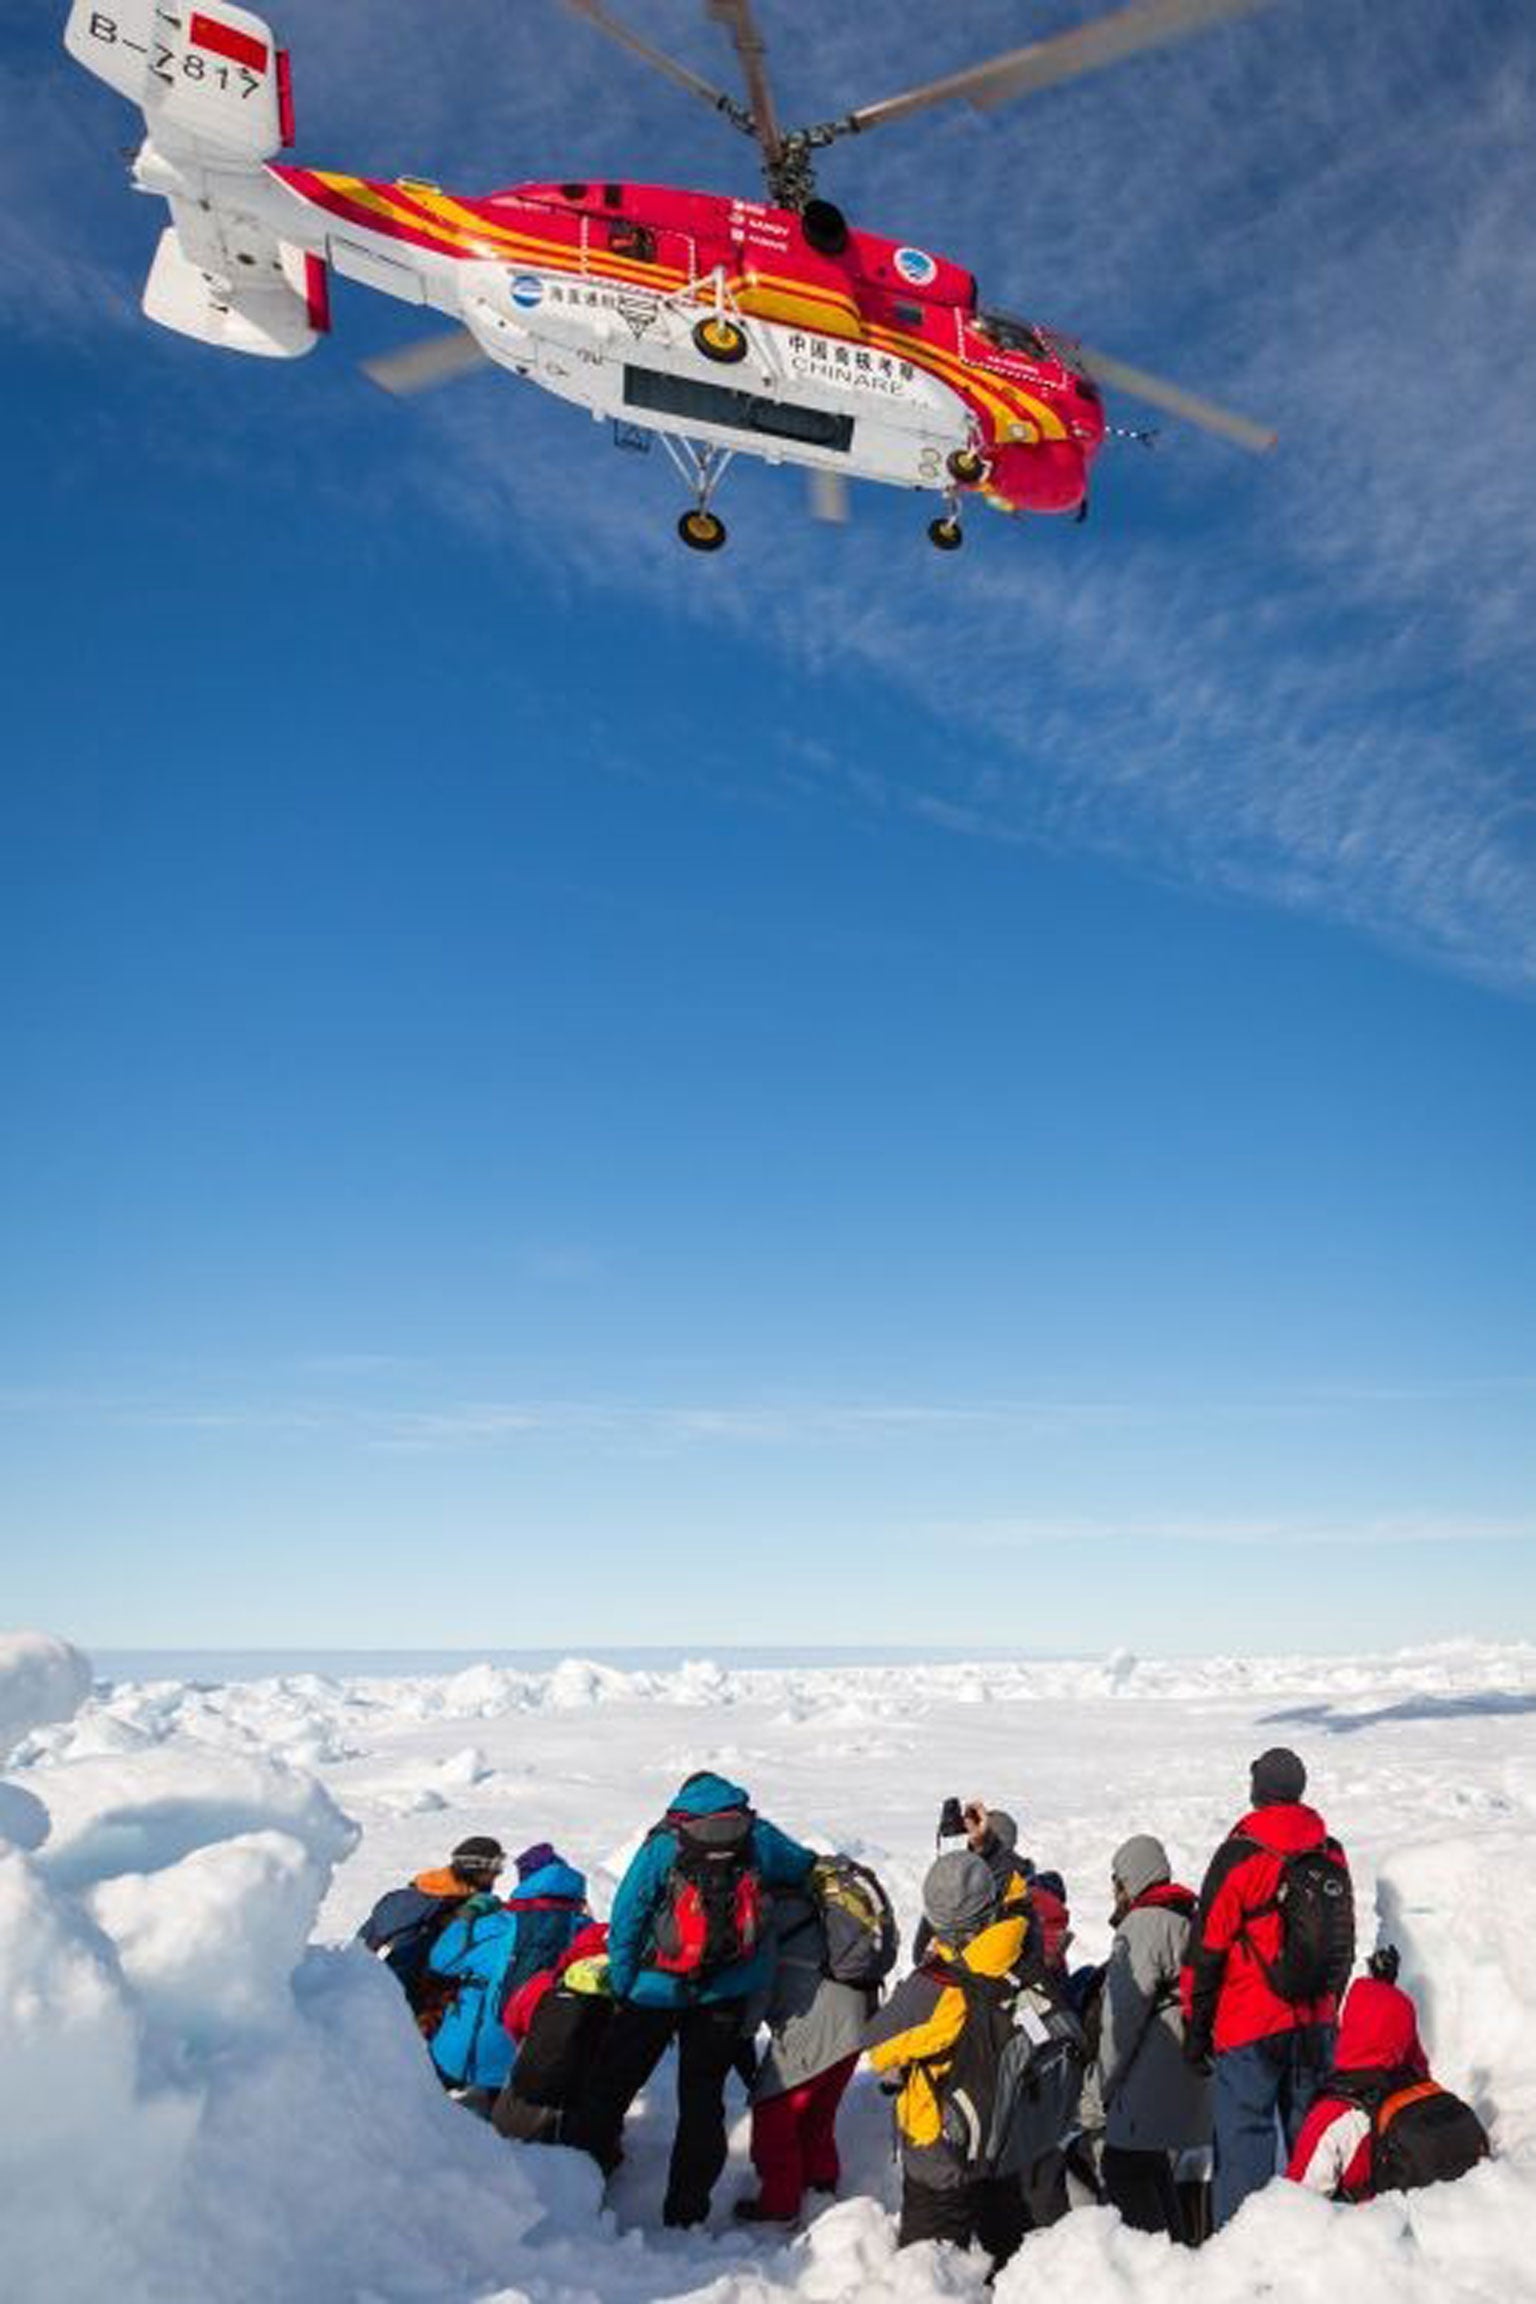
[358,1748,1490,2271]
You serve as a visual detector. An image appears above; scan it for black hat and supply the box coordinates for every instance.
[451,1835,506,1877]
[1250,1748,1307,1807]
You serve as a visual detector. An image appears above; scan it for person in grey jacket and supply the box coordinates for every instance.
[1095,1834,1212,2238]
[734,1886,873,2222]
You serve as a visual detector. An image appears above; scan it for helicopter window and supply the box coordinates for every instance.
[623,366,854,452]
[977,312,1048,358]
[891,301,924,328]
[607,221,656,262]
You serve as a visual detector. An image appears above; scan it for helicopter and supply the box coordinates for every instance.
[65,0,1279,551]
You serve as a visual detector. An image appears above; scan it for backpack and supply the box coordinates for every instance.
[809,1855,899,1989]
[1244,1837,1355,2003]
[498,1981,615,2116]
[927,1962,1087,2181]
[645,1803,766,1982]
[1353,2079,1491,2199]
[360,1885,485,2021]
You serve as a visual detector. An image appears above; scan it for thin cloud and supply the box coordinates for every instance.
[937,1512,1536,1549]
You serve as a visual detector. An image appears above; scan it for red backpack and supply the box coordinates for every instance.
[646,1804,765,1980]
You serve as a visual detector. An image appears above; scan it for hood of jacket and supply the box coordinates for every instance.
[506,1858,587,1905]
[413,1867,471,1896]
[928,1904,1029,1982]
[1332,1977,1425,2075]
[1112,1834,1170,1902]
[1230,1801,1330,1853]
[559,1920,609,1970]
[666,1771,751,1817]
[1130,1881,1197,1918]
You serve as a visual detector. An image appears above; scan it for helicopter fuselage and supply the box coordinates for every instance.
[186,149,1105,517]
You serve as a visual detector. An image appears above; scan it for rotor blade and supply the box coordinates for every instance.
[808,467,850,523]
[844,0,1274,136]
[706,0,784,164]
[564,0,744,124]
[361,330,490,398]
[1073,341,1277,451]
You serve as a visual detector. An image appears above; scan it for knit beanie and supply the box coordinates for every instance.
[515,1841,560,1880]
[451,1835,505,1876]
[922,1851,998,1944]
[1250,1747,1307,1807]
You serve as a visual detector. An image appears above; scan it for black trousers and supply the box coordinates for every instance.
[898,2172,1028,2272]
[565,1997,746,2225]
[1102,2143,1181,2238]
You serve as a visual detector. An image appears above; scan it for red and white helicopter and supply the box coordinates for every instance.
[66,0,1278,550]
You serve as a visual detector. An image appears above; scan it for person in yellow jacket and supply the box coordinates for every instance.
[865,1851,1031,2270]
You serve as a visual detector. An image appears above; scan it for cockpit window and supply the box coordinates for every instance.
[976,311,1048,358]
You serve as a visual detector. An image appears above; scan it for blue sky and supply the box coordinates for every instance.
[2,0,1533,1653]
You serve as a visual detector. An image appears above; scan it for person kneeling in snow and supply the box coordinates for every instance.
[492,1921,614,2143]
[1286,1962,1489,2202]
[428,1843,590,2104]
[357,1836,506,2034]
[865,1851,1033,2274]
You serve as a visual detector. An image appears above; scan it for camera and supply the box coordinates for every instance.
[938,1796,966,1840]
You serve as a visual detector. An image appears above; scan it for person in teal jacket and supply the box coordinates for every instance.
[428,1850,588,2097]
[566,1771,815,2226]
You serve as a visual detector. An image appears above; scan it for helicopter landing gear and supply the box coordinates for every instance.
[678,508,727,551]
[946,446,989,486]
[693,314,748,363]
[927,513,964,551]
[662,435,736,552]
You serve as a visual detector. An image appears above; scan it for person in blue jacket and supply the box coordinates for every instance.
[565,1771,815,2226]
[428,1844,589,2099]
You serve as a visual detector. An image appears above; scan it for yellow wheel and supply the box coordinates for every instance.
[947,447,989,485]
[927,516,963,552]
[678,508,728,552]
[693,315,748,364]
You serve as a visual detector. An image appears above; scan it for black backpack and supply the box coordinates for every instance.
[501,1984,615,2113]
[1363,2079,1490,2198]
[1245,1837,1355,2002]
[645,1804,766,1982]
[927,1961,1087,2181]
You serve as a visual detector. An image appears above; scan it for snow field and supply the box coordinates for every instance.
[3,1631,1535,2303]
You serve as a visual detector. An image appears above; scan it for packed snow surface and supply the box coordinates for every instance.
[3,1631,1535,2303]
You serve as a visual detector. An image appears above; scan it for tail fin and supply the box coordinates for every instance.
[66,1,323,357]
[64,0,292,164]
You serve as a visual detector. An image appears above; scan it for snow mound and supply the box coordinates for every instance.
[34,1746,358,1892]
[0,1630,92,1757]
[0,1640,555,2304]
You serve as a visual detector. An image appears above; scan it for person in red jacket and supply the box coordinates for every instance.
[1285,1974,1428,2197]
[1181,1748,1353,2227]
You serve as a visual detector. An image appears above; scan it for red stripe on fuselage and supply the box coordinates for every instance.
[189,12,268,72]
[273,168,470,263]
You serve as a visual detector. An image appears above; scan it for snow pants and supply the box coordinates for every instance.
[1102,2143,1180,2237]
[748,2054,857,2217]
[566,1997,746,2226]
[898,2171,1028,2271]
[1213,2025,1333,2228]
